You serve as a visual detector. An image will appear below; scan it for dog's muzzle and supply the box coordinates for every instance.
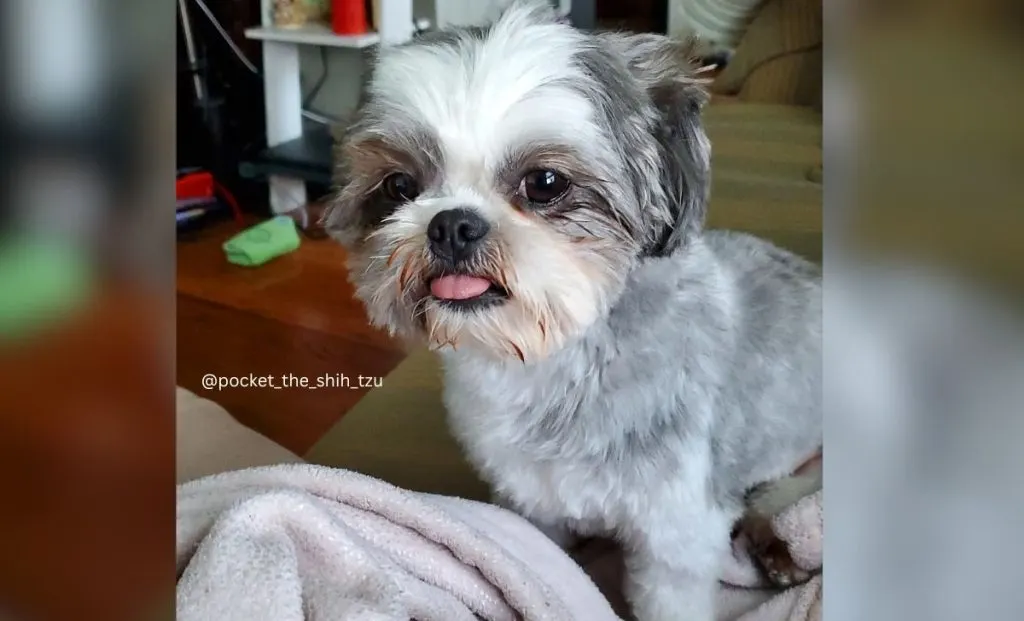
[425,208,508,309]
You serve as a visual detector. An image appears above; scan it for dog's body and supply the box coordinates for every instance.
[326,2,821,619]
[443,231,821,618]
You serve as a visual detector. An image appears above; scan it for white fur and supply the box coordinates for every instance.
[372,13,599,182]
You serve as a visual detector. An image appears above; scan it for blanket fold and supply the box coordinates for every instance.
[176,464,623,621]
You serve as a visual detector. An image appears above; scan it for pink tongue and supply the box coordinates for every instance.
[430,275,492,300]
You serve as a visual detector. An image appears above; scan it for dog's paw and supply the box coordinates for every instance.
[753,536,813,588]
[742,514,814,588]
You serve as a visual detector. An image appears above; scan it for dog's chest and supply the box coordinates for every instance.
[461,419,634,533]
[493,447,625,531]
[442,357,663,530]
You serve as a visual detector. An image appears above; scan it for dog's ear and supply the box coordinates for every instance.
[603,33,712,255]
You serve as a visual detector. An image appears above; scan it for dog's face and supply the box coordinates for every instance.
[326,1,710,362]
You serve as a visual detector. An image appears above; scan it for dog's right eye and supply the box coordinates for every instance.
[382,173,420,202]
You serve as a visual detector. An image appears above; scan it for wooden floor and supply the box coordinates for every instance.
[176,216,406,454]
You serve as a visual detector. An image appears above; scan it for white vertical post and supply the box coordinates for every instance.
[261,40,307,214]
[260,0,272,27]
[378,0,414,45]
[260,0,305,214]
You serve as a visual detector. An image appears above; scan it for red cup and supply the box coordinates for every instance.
[332,0,368,35]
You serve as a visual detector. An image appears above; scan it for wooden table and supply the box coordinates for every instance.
[176,216,406,454]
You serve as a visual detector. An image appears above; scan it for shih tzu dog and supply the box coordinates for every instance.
[324,1,822,620]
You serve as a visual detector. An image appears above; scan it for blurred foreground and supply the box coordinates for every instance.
[829,1,1024,620]
[0,0,174,619]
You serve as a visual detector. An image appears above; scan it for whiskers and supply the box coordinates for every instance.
[410,296,432,323]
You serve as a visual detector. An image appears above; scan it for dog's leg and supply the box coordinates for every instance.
[623,485,735,621]
[491,491,578,549]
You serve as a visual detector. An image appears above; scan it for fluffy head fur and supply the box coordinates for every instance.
[326,0,711,361]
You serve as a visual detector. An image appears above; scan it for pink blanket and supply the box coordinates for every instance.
[177,464,623,621]
[176,464,821,621]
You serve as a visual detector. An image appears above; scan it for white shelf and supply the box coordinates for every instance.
[245,24,380,49]
[252,0,412,213]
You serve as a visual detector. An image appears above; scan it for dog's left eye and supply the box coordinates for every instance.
[520,170,570,204]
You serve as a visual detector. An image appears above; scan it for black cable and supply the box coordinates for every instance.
[303,46,330,109]
[191,0,260,75]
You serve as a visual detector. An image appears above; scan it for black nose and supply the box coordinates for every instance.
[427,208,489,262]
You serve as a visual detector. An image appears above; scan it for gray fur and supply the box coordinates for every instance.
[443,230,821,512]
[441,231,820,621]
[579,32,711,254]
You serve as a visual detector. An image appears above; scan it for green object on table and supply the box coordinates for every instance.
[222,216,301,267]
[0,236,92,339]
